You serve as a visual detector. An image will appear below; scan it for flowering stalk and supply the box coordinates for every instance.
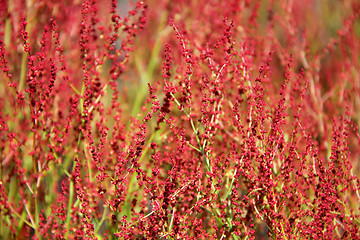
[0,0,360,239]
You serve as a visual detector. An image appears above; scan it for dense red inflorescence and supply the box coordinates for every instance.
[0,0,359,239]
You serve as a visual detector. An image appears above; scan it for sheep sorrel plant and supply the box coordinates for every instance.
[1,0,360,239]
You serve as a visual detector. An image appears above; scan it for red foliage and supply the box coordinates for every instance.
[0,0,359,239]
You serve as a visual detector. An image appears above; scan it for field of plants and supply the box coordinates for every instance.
[0,0,360,239]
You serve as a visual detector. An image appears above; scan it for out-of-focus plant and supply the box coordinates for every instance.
[0,0,359,239]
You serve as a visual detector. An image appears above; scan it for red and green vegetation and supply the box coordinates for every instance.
[0,0,360,239]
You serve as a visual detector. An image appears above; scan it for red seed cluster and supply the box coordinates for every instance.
[0,0,360,239]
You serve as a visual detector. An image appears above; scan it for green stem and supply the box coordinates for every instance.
[131,11,167,117]
[65,179,74,239]
[223,168,238,201]
[19,51,28,92]
[65,81,85,238]
[94,206,108,234]
[9,205,34,229]
[4,0,12,50]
